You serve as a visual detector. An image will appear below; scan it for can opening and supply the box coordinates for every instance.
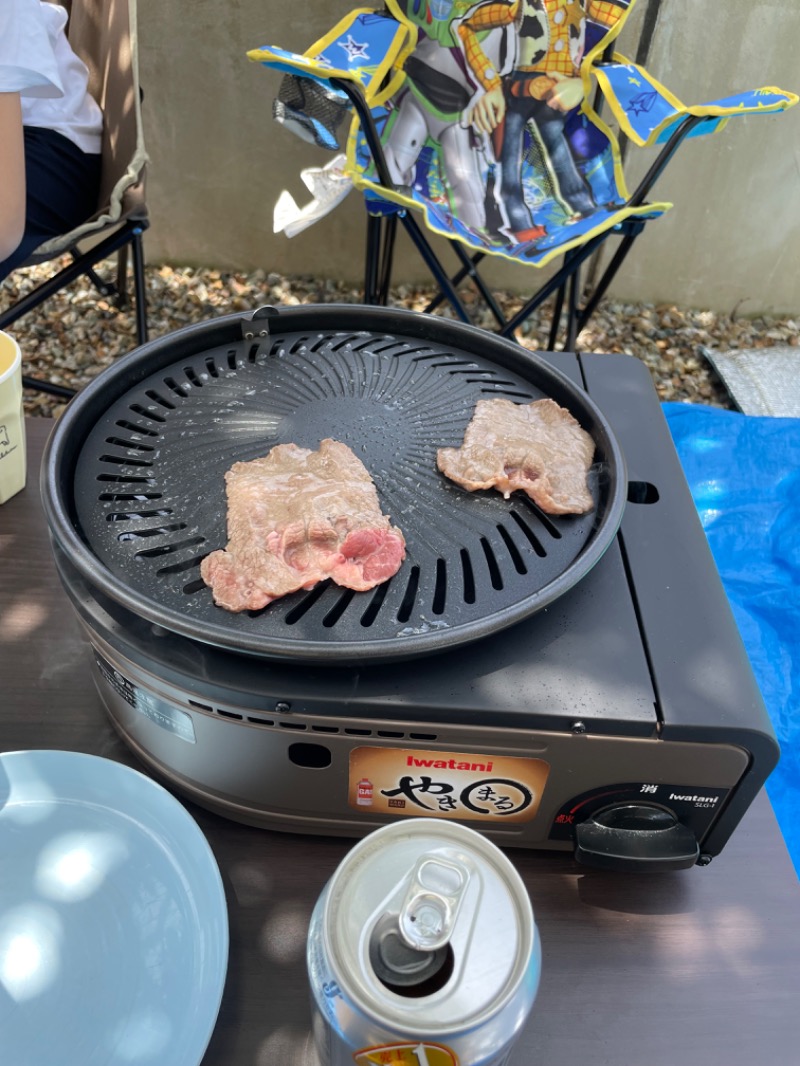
[369,914,455,999]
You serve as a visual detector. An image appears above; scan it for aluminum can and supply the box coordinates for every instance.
[307,819,541,1066]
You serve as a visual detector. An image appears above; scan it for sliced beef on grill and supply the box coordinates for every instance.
[436,397,596,515]
[200,439,406,612]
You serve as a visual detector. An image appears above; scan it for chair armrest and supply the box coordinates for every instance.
[589,53,798,147]
[248,8,413,108]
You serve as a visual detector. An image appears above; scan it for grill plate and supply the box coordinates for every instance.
[43,307,626,662]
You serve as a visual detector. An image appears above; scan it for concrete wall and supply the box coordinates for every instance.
[137,0,800,314]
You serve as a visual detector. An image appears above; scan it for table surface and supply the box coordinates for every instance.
[3,418,800,1066]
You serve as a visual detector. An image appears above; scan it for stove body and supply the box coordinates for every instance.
[58,350,777,870]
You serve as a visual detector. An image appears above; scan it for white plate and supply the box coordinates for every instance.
[0,750,228,1066]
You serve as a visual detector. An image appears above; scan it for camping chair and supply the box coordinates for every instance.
[0,0,149,399]
[249,0,797,349]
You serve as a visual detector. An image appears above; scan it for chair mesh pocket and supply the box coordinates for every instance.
[273,74,350,151]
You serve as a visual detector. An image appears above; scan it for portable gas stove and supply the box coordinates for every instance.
[42,306,777,871]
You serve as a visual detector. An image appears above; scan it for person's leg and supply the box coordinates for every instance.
[0,126,101,281]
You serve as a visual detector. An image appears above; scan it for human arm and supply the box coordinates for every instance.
[0,92,25,262]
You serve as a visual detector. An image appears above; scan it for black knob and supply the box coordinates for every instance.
[574,803,700,872]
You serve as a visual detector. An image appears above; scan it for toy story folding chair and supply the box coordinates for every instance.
[249,1,796,348]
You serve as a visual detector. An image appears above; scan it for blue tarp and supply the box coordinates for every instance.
[663,402,800,877]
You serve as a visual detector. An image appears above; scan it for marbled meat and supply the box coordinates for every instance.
[201,439,406,612]
[436,398,595,514]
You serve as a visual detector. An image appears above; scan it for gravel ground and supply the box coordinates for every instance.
[5,257,798,418]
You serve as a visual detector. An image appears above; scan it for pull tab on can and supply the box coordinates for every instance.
[398,854,469,952]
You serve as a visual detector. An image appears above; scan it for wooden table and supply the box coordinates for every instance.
[3,418,800,1066]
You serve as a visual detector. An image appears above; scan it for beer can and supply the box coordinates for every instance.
[307,819,541,1066]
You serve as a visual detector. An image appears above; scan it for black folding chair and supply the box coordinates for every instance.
[0,0,149,399]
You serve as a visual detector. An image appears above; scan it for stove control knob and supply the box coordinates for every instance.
[574,803,700,872]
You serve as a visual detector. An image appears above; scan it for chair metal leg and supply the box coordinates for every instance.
[377,214,397,306]
[8,221,149,396]
[577,225,642,333]
[21,376,77,400]
[424,252,481,313]
[130,227,149,345]
[364,212,383,305]
[400,212,472,324]
[115,244,131,309]
[547,285,566,350]
[499,233,605,339]
[449,245,507,328]
[564,263,580,352]
[0,223,144,333]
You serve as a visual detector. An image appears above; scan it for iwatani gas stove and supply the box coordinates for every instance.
[42,307,777,871]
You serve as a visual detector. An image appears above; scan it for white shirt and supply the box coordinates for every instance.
[0,0,102,154]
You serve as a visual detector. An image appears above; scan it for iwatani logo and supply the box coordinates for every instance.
[669,793,720,804]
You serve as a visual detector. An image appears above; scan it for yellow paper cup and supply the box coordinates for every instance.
[0,330,27,504]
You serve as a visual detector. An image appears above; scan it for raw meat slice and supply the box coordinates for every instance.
[436,398,595,514]
[201,439,406,612]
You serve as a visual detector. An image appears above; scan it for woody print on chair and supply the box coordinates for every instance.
[456,0,629,246]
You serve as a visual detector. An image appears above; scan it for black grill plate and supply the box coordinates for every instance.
[43,307,626,663]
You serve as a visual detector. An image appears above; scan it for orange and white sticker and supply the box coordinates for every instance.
[355,1042,458,1065]
[349,747,548,824]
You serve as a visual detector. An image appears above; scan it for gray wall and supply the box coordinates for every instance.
[138,0,800,314]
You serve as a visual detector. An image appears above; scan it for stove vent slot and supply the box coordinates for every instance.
[115,419,158,437]
[162,377,189,399]
[396,566,421,623]
[128,403,166,423]
[134,535,206,560]
[323,590,356,628]
[144,388,177,410]
[497,524,528,574]
[98,453,153,468]
[481,538,504,590]
[117,522,187,542]
[158,553,207,576]
[104,437,154,453]
[329,333,368,352]
[186,700,442,742]
[509,511,547,556]
[287,336,311,354]
[360,582,389,627]
[107,508,171,522]
[432,558,447,614]
[99,491,162,502]
[281,580,332,623]
[460,549,476,603]
[518,500,561,540]
[97,473,152,484]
